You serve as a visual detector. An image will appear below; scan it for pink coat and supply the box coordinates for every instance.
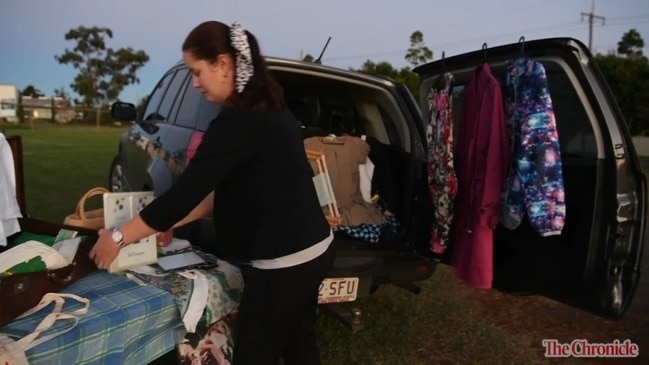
[451,63,510,289]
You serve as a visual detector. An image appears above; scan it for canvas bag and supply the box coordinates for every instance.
[63,187,108,230]
[0,293,90,365]
[0,234,97,327]
[0,134,97,328]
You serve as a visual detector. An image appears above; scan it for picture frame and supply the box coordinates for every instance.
[103,191,158,273]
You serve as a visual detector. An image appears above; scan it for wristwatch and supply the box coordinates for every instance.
[111,229,127,248]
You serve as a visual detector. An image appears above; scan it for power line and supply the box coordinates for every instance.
[606,14,649,22]
[323,14,649,63]
[430,21,584,51]
[581,0,606,52]
[605,18,649,26]
[324,21,583,62]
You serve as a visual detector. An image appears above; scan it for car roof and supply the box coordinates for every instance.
[413,37,590,76]
[171,56,398,88]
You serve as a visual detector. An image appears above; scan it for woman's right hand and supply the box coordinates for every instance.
[89,228,122,270]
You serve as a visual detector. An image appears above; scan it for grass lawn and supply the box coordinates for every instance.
[1,124,562,364]
[2,124,125,223]
[315,267,537,364]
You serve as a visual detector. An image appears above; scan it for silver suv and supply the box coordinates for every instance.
[111,37,646,322]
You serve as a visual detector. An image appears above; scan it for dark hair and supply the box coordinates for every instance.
[182,21,285,111]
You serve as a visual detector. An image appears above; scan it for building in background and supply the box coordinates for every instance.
[20,96,77,123]
[0,84,19,123]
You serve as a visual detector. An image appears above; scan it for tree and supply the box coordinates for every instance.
[53,87,71,102]
[55,26,149,127]
[357,60,400,78]
[596,30,649,134]
[135,95,148,119]
[396,67,422,99]
[302,54,315,62]
[351,30,435,100]
[353,60,422,99]
[22,85,44,97]
[16,94,25,123]
[405,30,433,67]
[617,29,644,59]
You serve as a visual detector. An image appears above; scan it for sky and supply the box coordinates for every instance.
[1,0,648,103]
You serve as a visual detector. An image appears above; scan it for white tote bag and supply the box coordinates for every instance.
[0,293,89,365]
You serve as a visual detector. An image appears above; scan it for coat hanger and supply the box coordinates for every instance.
[442,51,446,72]
[482,42,488,63]
[432,51,448,91]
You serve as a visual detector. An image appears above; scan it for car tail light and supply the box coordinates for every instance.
[185,131,204,167]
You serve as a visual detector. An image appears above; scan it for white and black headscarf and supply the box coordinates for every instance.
[229,21,254,93]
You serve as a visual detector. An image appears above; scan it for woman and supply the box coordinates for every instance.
[90,20,334,365]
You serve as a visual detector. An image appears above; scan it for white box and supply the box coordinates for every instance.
[103,191,158,273]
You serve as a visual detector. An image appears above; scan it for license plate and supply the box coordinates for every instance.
[318,277,359,304]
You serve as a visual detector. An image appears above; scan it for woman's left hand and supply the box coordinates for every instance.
[89,229,122,270]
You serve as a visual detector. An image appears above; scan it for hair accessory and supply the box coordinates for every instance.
[229,21,254,93]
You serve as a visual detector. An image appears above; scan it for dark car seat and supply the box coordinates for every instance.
[287,97,326,138]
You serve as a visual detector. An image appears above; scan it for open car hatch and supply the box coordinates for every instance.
[413,37,646,319]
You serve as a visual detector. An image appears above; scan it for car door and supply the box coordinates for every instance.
[413,37,646,319]
[123,67,186,192]
[163,71,222,187]
[166,81,223,247]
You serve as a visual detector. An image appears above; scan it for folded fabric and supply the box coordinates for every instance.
[126,257,244,333]
[358,158,375,203]
[0,133,23,247]
[0,237,82,277]
[4,232,86,278]
[9,232,56,246]
[334,215,400,243]
[333,200,400,243]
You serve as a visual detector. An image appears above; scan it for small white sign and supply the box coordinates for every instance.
[103,191,158,273]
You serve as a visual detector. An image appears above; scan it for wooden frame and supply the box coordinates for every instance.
[306,149,342,228]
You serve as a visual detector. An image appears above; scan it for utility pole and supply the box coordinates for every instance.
[581,0,605,52]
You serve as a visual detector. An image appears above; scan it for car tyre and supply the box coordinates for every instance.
[108,155,124,192]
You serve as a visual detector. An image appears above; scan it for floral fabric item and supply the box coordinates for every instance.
[128,256,243,364]
[177,310,238,365]
[426,72,458,254]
